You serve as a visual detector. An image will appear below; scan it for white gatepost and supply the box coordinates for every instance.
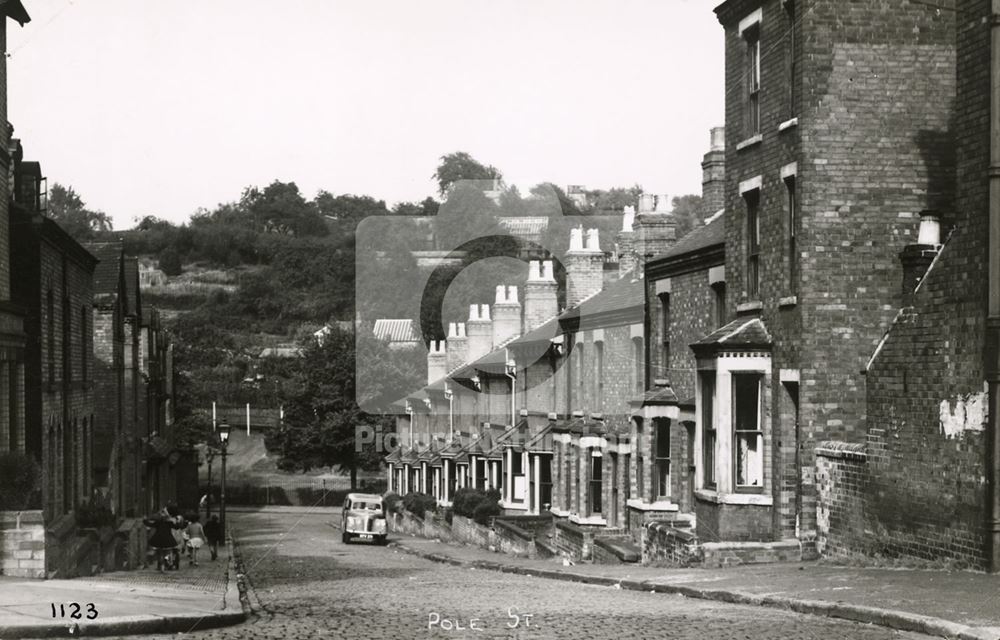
[506,449,513,503]
[444,462,451,503]
[533,456,541,514]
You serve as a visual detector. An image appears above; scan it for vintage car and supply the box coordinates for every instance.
[341,493,388,545]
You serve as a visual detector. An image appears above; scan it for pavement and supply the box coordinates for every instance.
[383,529,1000,640]
[0,539,245,638]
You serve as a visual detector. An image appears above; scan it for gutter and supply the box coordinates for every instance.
[988,0,1000,574]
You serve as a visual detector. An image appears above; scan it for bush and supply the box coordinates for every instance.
[383,492,402,514]
[472,500,501,525]
[76,495,116,529]
[0,452,41,511]
[451,487,500,525]
[401,492,437,519]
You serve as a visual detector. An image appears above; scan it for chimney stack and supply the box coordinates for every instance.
[633,194,677,271]
[702,126,726,219]
[447,322,468,372]
[566,227,604,308]
[427,340,447,384]
[900,211,943,303]
[466,304,493,362]
[617,206,637,277]
[493,285,521,345]
[524,260,558,332]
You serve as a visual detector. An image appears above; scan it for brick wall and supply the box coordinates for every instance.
[814,442,868,559]
[11,223,96,521]
[647,269,720,402]
[857,0,990,570]
[718,0,958,548]
[0,25,8,300]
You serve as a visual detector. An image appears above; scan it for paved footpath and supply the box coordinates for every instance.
[389,530,1000,640]
[0,540,243,637]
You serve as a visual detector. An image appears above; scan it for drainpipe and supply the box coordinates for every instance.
[989,0,1000,574]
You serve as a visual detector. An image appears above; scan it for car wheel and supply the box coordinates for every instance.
[342,531,350,544]
[376,535,388,546]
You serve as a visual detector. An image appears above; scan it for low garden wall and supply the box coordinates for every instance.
[0,510,45,578]
[643,521,701,567]
[388,509,541,558]
[554,519,592,561]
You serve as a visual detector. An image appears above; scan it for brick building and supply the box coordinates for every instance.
[86,241,128,513]
[633,210,725,548]
[813,0,1000,572]
[693,0,957,557]
[0,4,28,465]
[10,143,98,529]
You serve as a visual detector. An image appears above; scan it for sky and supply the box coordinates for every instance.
[7,0,724,230]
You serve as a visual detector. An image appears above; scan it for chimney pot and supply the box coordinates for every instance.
[710,126,725,151]
[917,211,942,245]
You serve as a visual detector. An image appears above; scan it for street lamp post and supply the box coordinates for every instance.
[205,449,217,520]
[218,421,231,536]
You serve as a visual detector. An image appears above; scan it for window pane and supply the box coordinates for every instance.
[590,454,602,514]
[734,376,760,432]
[656,460,670,498]
[702,374,716,487]
[736,432,763,486]
[655,419,671,459]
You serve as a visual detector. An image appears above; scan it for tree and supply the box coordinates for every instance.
[315,192,390,224]
[671,194,705,240]
[433,152,502,196]
[584,185,643,213]
[240,181,329,237]
[267,327,421,487]
[47,183,113,240]
[158,247,183,276]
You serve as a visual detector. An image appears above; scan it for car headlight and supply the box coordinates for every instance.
[374,518,387,533]
[347,517,360,529]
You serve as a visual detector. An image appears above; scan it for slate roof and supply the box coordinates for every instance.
[631,382,679,407]
[692,316,773,351]
[561,271,643,321]
[498,217,549,236]
[649,214,724,263]
[373,319,419,343]
[86,241,124,298]
[1,1,30,26]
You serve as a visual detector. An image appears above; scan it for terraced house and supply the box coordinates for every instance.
[386,131,725,562]
[672,0,959,564]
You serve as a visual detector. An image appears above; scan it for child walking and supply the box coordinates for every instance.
[204,514,222,561]
[185,514,206,566]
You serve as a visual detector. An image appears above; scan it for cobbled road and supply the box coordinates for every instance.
[113,510,936,640]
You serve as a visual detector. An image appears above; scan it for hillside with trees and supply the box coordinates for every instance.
[47,152,702,485]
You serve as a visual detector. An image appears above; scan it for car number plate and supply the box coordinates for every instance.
[358,533,373,539]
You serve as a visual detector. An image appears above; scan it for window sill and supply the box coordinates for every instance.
[569,514,607,526]
[736,301,763,314]
[735,134,763,151]
[694,489,773,506]
[626,498,679,512]
[549,507,571,517]
[778,117,798,132]
[778,295,798,308]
